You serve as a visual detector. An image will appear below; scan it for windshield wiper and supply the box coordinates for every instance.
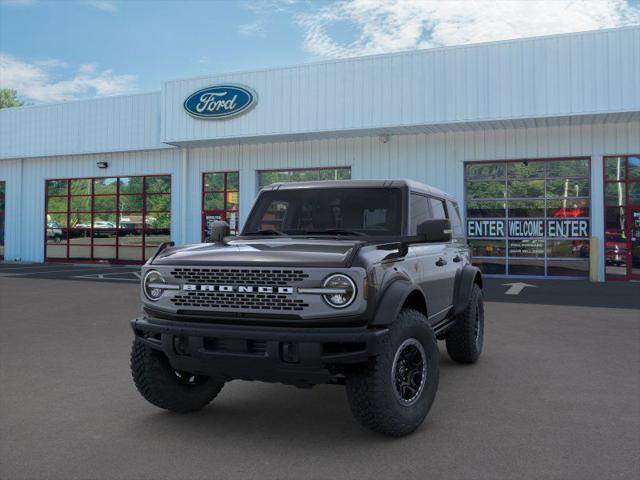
[303,229,367,236]
[243,229,288,236]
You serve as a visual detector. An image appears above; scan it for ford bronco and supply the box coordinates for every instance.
[130,180,484,436]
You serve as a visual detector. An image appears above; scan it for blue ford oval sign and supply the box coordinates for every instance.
[183,84,257,119]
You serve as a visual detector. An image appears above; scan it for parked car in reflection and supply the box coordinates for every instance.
[69,223,91,238]
[553,207,587,217]
[119,216,143,236]
[46,222,64,243]
[92,221,116,238]
[605,233,627,266]
[570,240,589,258]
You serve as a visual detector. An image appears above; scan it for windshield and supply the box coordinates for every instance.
[243,188,403,236]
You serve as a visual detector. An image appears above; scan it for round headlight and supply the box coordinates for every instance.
[322,274,356,308]
[143,270,165,301]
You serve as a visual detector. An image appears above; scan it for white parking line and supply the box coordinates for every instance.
[72,271,140,282]
[0,267,122,277]
[72,276,138,282]
[0,266,58,272]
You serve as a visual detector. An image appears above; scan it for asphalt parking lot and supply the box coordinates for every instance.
[1,264,639,480]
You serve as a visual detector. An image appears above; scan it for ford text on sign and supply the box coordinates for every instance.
[467,219,589,238]
[184,84,257,119]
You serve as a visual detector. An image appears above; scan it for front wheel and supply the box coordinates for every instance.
[130,340,224,413]
[345,309,439,437]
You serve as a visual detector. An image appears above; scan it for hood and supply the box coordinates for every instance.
[150,238,363,267]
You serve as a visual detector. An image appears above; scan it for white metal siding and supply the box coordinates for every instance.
[1,120,639,280]
[176,120,639,280]
[0,92,168,160]
[162,27,640,144]
[0,159,22,261]
[0,149,183,262]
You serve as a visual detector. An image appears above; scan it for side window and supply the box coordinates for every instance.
[447,200,464,238]
[409,193,431,235]
[429,198,447,220]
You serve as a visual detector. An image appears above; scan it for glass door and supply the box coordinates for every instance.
[0,181,5,260]
[604,155,640,281]
[630,207,640,280]
[202,172,239,240]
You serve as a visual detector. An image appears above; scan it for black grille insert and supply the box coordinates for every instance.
[170,268,309,285]
[171,291,309,311]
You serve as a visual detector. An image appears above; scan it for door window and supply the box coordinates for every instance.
[447,201,464,238]
[202,171,239,238]
[409,193,430,235]
[257,167,351,190]
[0,181,4,260]
[429,198,447,220]
[604,155,640,280]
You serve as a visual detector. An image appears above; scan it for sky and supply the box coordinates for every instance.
[1,0,639,104]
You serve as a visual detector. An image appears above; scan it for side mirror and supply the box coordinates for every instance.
[207,221,230,243]
[416,219,452,243]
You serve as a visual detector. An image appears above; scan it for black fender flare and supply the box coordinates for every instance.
[370,279,427,327]
[452,264,483,316]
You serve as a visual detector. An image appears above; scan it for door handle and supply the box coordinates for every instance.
[435,257,447,267]
[453,255,462,263]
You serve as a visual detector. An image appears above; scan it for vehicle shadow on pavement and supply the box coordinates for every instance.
[126,354,465,445]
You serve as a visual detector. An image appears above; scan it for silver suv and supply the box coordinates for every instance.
[130,180,484,436]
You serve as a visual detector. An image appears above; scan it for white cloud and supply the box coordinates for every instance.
[34,58,69,69]
[238,0,299,36]
[242,0,299,15]
[83,0,118,13]
[78,63,97,74]
[238,19,267,36]
[297,0,640,58]
[0,53,138,103]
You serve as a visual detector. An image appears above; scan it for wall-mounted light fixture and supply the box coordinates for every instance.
[96,161,108,169]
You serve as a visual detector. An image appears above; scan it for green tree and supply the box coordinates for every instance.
[0,89,24,109]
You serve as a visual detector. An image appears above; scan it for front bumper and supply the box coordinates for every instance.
[131,316,388,386]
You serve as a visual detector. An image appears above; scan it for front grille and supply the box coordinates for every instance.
[170,291,309,311]
[170,268,309,285]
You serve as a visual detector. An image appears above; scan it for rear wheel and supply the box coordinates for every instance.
[131,340,224,413]
[345,309,439,437]
[445,283,484,364]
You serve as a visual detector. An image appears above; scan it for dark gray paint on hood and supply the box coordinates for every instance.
[151,238,363,267]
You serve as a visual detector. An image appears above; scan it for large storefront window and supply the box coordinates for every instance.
[465,158,591,277]
[0,181,5,260]
[202,171,239,240]
[257,167,351,189]
[45,175,171,262]
[604,155,640,280]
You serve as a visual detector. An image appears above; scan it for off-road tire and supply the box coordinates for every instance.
[345,309,439,437]
[131,340,224,413]
[445,283,484,364]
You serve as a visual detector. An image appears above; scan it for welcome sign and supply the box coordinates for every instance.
[467,219,589,239]
[184,84,257,119]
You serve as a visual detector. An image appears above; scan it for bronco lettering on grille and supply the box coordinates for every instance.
[183,285,294,294]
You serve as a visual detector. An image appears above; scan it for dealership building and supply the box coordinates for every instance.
[1,26,639,281]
